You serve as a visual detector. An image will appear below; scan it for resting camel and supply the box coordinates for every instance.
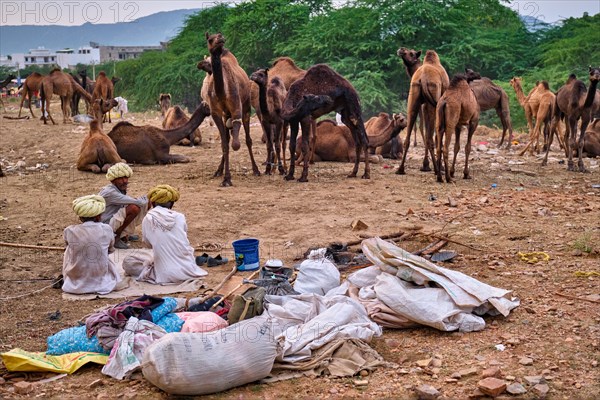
[544,67,600,171]
[250,68,288,175]
[92,72,114,123]
[40,69,90,125]
[0,74,16,111]
[281,64,370,182]
[397,47,425,147]
[163,104,202,146]
[435,74,480,183]
[108,102,211,165]
[18,73,44,118]
[300,113,407,162]
[581,118,600,157]
[368,112,408,159]
[77,99,123,173]
[203,32,260,186]
[518,81,555,156]
[464,69,514,149]
[397,50,449,175]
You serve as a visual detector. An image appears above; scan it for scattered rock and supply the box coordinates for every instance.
[351,219,368,231]
[431,358,443,368]
[533,383,549,398]
[524,375,543,385]
[97,393,110,400]
[482,367,502,378]
[384,338,400,347]
[451,367,478,379]
[13,381,33,395]
[416,358,433,368]
[123,392,137,400]
[506,382,527,395]
[468,388,487,398]
[518,356,533,365]
[477,377,507,397]
[415,384,440,400]
[447,197,457,207]
[354,380,368,386]
[329,388,338,394]
[88,379,104,389]
[359,370,369,377]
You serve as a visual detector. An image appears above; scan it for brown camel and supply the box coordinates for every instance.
[544,67,600,171]
[163,105,202,146]
[397,47,425,147]
[509,77,542,137]
[204,32,260,186]
[397,50,449,175]
[368,112,408,159]
[581,118,600,157]
[92,72,114,123]
[77,99,123,173]
[0,74,16,111]
[40,69,90,125]
[159,93,171,117]
[518,81,555,156]
[108,102,211,165]
[464,68,514,149]
[249,68,288,175]
[18,72,43,118]
[301,113,406,162]
[435,74,480,183]
[281,64,370,182]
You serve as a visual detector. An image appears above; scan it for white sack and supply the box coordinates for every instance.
[293,248,340,295]
[142,316,278,395]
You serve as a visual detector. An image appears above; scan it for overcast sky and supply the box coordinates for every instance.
[1,1,598,26]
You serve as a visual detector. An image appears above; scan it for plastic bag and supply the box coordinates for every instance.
[1,348,107,374]
[293,248,340,295]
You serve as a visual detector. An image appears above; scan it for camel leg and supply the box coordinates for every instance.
[261,121,275,175]
[542,120,555,167]
[44,97,56,125]
[308,119,317,165]
[442,124,453,183]
[160,154,191,164]
[212,115,227,178]
[421,104,435,173]
[281,122,288,172]
[463,120,478,180]
[274,121,286,175]
[285,121,300,181]
[78,164,102,173]
[496,105,513,149]
[566,117,577,171]
[577,117,590,173]
[298,118,312,182]
[435,120,445,183]
[18,92,28,118]
[397,96,422,175]
[451,126,461,179]
[242,114,260,176]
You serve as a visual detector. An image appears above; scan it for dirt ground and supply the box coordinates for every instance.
[0,100,599,399]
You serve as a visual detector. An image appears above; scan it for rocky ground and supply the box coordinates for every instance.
[0,100,599,399]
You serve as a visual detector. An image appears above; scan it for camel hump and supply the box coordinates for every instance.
[97,71,107,77]
[449,74,468,88]
[539,81,550,90]
[272,57,296,67]
[172,105,186,118]
[317,119,337,127]
[423,50,441,65]
[377,112,390,118]
[112,121,133,130]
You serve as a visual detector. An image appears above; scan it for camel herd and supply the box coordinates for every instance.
[4,32,600,185]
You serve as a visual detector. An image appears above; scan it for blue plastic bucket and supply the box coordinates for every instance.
[232,238,260,271]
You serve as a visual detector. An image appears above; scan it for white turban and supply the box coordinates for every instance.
[106,163,133,181]
[73,195,106,218]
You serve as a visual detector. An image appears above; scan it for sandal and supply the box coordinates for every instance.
[195,253,209,266]
[207,254,229,267]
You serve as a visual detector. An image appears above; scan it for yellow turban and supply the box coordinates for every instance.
[148,184,180,204]
[106,163,133,181]
[73,195,106,218]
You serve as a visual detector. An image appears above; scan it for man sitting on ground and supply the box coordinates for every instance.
[99,163,148,249]
[62,195,123,294]
[123,184,207,284]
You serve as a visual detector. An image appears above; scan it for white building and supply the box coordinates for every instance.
[9,46,100,70]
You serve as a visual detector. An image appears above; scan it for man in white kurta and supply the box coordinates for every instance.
[62,195,121,294]
[123,185,207,284]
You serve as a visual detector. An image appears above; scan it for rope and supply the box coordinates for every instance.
[518,251,550,264]
[0,279,61,300]
[573,271,600,277]
[195,242,222,252]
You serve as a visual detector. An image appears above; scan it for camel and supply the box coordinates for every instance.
[0,74,16,111]
[107,101,211,165]
[203,32,260,186]
[281,64,370,182]
[163,104,202,146]
[92,71,114,123]
[435,74,480,183]
[18,72,44,118]
[509,77,542,137]
[300,113,407,163]
[397,50,449,175]
[397,47,425,147]
[367,112,408,158]
[159,93,171,118]
[581,118,600,157]
[76,99,123,173]
[464,68,514,149]
[518,81,555,157]
[544,67,600,171]
[249,68,288,175]
[40,69,90,125]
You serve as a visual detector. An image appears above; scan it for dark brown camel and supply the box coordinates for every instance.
[397,50,449,175]
[250,68,288,175]
[545,67,600,171]
[92,72,114,123]
[281,64,370,182]
[77,99,123,173]
[0,74,16,111]
[40,69,90,125]
[397,47,425,147]
[435,74,480,183]
[18,72,44,118]
[464,68,514,149]
[108,102,211,165]
[163,105,202,146]
[204,32,260,186]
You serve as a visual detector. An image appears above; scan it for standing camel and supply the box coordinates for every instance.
[518,81,555,156]
[397,47,425,147]
[250,68,288,175]
[0,74,16,111]
[397,50,449,175]
[464,69,514,149]
[92,72,114,123]
[40,69,90,125]
[435,74,480,183]
[545,67,600,171]
[281,64,369,182]
[203,32,260,186]
[509,77,541,137]
[18,72,44,118]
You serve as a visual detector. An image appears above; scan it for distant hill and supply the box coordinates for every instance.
[520,15,551,32]
[0,9,200,56]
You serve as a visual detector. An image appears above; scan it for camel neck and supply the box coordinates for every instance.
[210,49,226,100]
[513,83,526,106]
[584,79,599,108]
[368,120,399,147]
[164,104,208,145]
[405,61,421,78]
[257,82,269,116]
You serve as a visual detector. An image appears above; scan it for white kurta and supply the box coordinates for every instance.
[62,221,121,294]
[125,206,207,284]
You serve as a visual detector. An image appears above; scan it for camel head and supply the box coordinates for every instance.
[589,66,600,83]
[197,56,212,74]
[92,98,118,120]
[449,74,468,88]
[509,77,521,89]
[249,68,269,86]
[397,47,421,65]
[111,76,121,85]
[205,32,225,54]
[392,113,407,131]
[464,68,481,83]
[78,69,87,79]
[159,93,171,115]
